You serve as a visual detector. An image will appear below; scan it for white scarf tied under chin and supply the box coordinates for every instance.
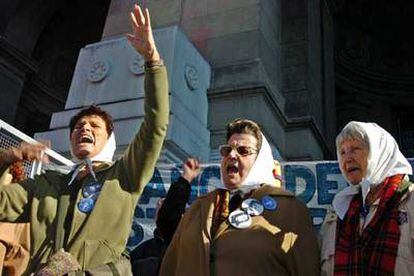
[333,122,412,219]
[67,133,116,186]
[70,133,116,164]
[216,133,276,195]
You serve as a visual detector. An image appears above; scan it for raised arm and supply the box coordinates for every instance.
[122,5,169,193]
[157,158,201,244]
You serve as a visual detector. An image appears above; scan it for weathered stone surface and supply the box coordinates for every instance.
[180,5,261,43]
[41,0,333,161]
[281,64,307,92]
[208,88,285,157]
[37,25,212,162]
[284,89,310,118]
[285,128,324,160]
[0,70,23,123]
[102,0,182,39]
[281,42,307,67]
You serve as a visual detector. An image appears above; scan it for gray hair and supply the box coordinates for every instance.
[336,121,370,152]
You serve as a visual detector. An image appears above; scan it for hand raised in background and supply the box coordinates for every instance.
[181,158,201,184]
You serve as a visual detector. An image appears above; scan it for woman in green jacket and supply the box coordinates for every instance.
[0,5,169,274]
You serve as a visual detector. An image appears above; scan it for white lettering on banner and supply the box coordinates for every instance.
[127,159,414,250]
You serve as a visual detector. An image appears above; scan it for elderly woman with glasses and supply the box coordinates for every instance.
[320,121,414,275]
[159,119,320,276]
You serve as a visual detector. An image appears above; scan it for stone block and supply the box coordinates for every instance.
[211,60,263,90]
[208,88,285,157]
[37,25,211,163]
[0,68,24,123]
[182,0,260,19]
[262,0,278,17]
[283,89,310,117]
[281,64,307,92]
[203,31,260,66]
[281,42,307,67]
[259,32,282,94]
[285,128,324,160]
[281,0,307,19]
[259,11,279,51]
[64,38,146,109]
[181,5,260,43]
[281,17,307,43]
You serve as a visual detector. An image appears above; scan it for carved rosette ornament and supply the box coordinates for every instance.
[87,61,110,83]
[129,55,145,75]
[184,64,198,91]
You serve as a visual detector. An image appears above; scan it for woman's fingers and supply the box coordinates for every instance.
[134,4,145,26]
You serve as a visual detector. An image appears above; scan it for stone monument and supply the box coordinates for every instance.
[35,26,211,163]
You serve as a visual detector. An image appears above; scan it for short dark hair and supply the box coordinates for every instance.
[69,105,114,136]
[226,119,263,150]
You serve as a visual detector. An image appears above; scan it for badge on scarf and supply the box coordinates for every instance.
[261,196,277,211]
[82,181,102,198]
[241,198,264,216]
[228,209,252,229]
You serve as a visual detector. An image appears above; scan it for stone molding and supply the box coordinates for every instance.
[0,37,38,78]
[208,86,333,159]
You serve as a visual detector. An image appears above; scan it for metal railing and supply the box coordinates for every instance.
[0,119,74,178]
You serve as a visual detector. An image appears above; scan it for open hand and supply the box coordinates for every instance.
[126,5,160,62]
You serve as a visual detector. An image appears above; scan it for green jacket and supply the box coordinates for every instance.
[0,65,169,272]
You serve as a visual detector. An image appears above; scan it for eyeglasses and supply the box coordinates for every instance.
[219,144,258,157]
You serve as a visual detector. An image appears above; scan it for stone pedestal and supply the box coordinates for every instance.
[35,26,211,163]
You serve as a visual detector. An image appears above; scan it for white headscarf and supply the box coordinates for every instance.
[65,133,116,186]
[216,133,276,194]
[71,133,116,164]
[333,121,412,219]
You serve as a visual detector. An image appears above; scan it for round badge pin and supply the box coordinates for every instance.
[228,209,252,229]
[78,198,95,213]
[241,198,264,216]
[261,196,278,211]
[82,182,101,197]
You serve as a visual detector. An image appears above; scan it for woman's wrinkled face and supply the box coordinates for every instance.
[338,138,369,185]
[220,133,259,190]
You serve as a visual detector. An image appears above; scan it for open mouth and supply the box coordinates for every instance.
[227,164,239,174]
[79,134,94,144]
[346,167,359,173]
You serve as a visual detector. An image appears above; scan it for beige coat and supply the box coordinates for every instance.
[0,222,30,275]
[160,185,320,276]
[0,170,30,275]
[319,184,414,276]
